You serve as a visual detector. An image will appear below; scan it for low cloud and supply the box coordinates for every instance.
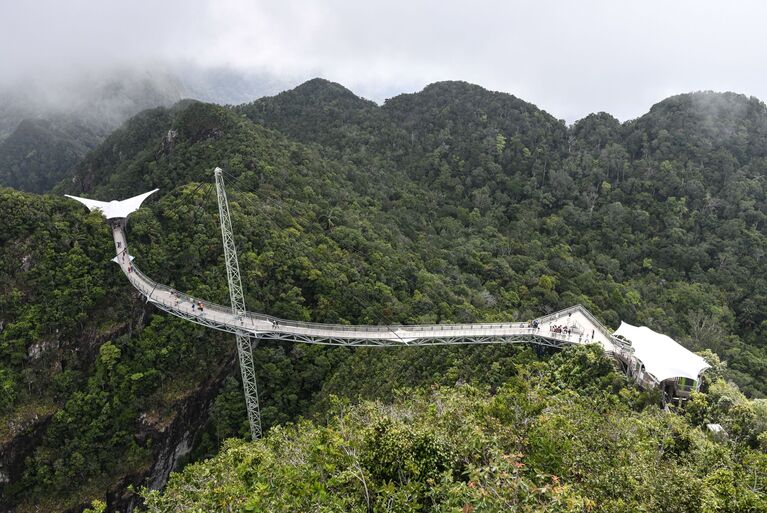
[3,0,767,122]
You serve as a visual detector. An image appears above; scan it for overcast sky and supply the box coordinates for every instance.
[2,0,767,123]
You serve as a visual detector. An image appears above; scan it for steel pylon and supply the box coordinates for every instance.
[214,167,262,440]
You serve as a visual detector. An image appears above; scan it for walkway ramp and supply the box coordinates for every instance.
[69,189,711,394]
[108,220,614,350]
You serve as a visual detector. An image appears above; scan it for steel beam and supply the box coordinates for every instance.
[214,168,262,440]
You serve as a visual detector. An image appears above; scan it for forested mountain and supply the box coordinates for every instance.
[242,81,767,394]
[1,80,767,511]
[0,69,184,194]
[0,66,293,195]
[0,117,103,193]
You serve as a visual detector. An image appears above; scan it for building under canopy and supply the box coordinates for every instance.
[613,321,710,398]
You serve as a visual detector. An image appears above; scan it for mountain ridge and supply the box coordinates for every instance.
[3,78,767,511]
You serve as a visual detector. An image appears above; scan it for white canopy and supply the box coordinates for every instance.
[613,322,709,382]
[111,254,135,264]
[66,189,159,220]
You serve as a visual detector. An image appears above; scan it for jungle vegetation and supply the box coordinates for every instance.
[2,79,767,511]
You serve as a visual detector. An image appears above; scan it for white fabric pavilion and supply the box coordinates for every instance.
[65,189,159,220]
[613,322,709,382]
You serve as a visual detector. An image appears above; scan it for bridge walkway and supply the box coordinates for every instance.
[111,222,616,351]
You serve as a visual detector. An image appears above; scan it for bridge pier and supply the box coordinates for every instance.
[214,168,263,440]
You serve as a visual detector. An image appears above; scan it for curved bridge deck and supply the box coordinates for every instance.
[111,222,616,351]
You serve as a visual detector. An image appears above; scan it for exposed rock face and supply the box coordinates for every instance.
[157,129,178,157]
[0,414,53,512]
[106,355,236,513]
[27,339,57,360]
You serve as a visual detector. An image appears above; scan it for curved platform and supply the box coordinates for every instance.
[68,188,713,399]
[109,220,616,350]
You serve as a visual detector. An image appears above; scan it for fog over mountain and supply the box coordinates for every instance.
[5,1,767,123]
[0,65,298,140]
[0,63,301,192]
[0,68,182,139]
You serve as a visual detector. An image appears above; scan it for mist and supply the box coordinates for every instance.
[3,0,767,123]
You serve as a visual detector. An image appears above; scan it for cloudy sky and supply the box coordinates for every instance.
[2,0,767,123]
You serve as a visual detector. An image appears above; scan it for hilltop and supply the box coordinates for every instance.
[2,80,767,510]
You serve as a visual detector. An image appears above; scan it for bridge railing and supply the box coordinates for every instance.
[125,262,597,343]
[241,312,537,335]
[535,304,613,339]
[126,264,396,332]
[129,264,246,319]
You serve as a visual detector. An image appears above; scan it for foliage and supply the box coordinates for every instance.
[240,83,767,397]
[142,348,767,512]
[0,117,102,193]
[5,80,767,509]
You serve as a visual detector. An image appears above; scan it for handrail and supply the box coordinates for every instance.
[535,304,613,339]
[128,264,588,340]
[116,224,609,346]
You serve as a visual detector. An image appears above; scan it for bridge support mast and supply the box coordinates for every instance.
[214,167,262,440]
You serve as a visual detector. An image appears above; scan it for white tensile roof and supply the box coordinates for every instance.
[613,321,710,382]
[66,189,159,219]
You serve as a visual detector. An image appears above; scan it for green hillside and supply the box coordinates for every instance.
[0,117,102,193]
[2,81,767,511]
[142,354,767,512]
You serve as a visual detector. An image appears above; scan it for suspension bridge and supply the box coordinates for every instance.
[66,168,710,440]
